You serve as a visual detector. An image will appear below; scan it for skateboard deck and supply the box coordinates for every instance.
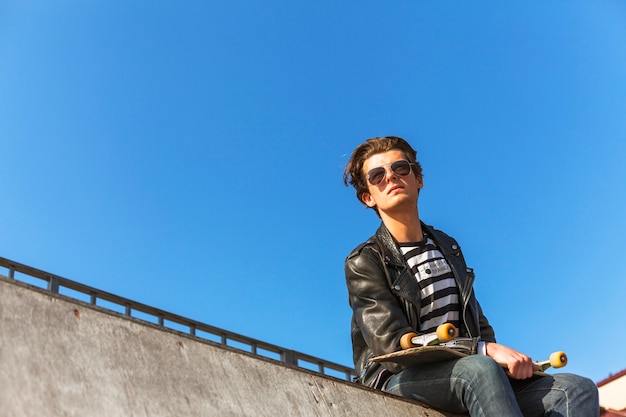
[376,324,568,375]
[370,345,567,375]
[370,345,467,368]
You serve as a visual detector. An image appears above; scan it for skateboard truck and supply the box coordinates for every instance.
[400,323,459,350]
[439,338,479,355]
[535,351,568,372]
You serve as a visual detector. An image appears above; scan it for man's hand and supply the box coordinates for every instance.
[485,342,539,379]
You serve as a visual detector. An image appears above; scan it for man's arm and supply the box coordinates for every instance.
[485,342,540,379]
[345,247,413,370]
[475,302,537,379]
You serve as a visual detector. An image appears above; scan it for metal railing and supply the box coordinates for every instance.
[0,256,357,382]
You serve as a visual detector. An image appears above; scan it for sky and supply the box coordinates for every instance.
[1,1,625,384]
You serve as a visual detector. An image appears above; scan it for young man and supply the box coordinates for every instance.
[343,136,599,416]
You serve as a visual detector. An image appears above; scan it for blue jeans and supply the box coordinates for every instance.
[383,355,599,417]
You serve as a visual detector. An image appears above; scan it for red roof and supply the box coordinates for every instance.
[597,368,626,387]
[600,409,626,417]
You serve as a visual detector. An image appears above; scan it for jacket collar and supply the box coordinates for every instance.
[374,221,462,266]
[374,223,403,268]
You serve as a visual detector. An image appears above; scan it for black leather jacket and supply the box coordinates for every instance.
[344,222,496,389]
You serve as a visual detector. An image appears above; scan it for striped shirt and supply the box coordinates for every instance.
[399,234,461,334]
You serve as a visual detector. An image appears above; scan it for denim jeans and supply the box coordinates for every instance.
[383,355,599,417]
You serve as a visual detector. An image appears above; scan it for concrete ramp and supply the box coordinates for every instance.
[0,276,456,417]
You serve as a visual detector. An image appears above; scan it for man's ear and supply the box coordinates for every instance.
[361,192,376,208]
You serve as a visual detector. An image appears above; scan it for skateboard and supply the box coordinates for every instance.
[371,323,568,375]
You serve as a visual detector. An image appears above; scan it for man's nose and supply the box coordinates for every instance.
[384,166,397,182]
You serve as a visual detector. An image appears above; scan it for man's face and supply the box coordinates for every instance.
[360,150,423,215]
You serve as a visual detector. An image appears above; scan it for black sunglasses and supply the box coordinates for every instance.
[366,159,413,186]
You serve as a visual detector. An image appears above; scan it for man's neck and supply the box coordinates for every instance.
[380,210,423,243]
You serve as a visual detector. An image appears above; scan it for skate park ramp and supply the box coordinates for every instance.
[0,274,459,417]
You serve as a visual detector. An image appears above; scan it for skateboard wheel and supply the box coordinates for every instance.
[400,332,418,350]
[549,351,567,368]
[436,323,458,342]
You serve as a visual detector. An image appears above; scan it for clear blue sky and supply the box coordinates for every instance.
[2,1,625,384]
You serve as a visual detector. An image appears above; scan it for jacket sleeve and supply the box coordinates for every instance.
[345,246,414,361]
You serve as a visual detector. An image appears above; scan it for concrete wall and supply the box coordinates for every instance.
[0,276,457,417]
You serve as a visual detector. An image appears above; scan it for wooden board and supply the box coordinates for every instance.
[370,345,467,368]
[371,346,550,376]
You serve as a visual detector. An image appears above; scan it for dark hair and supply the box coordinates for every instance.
[343,136,423,210]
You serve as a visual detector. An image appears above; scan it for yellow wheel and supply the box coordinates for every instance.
[436,323,458,342]
[400,332,418,350]
[549,351,568,368]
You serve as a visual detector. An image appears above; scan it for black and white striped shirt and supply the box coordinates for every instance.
[399,234,461,334]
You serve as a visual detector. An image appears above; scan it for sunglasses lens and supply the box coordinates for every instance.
[367,168,386,185]
[392,160,411,176]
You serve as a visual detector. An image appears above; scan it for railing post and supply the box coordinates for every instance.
[48,275,60,293]
[282,350,297,366]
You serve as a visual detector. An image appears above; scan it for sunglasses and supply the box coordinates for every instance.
[366,159,413,185]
